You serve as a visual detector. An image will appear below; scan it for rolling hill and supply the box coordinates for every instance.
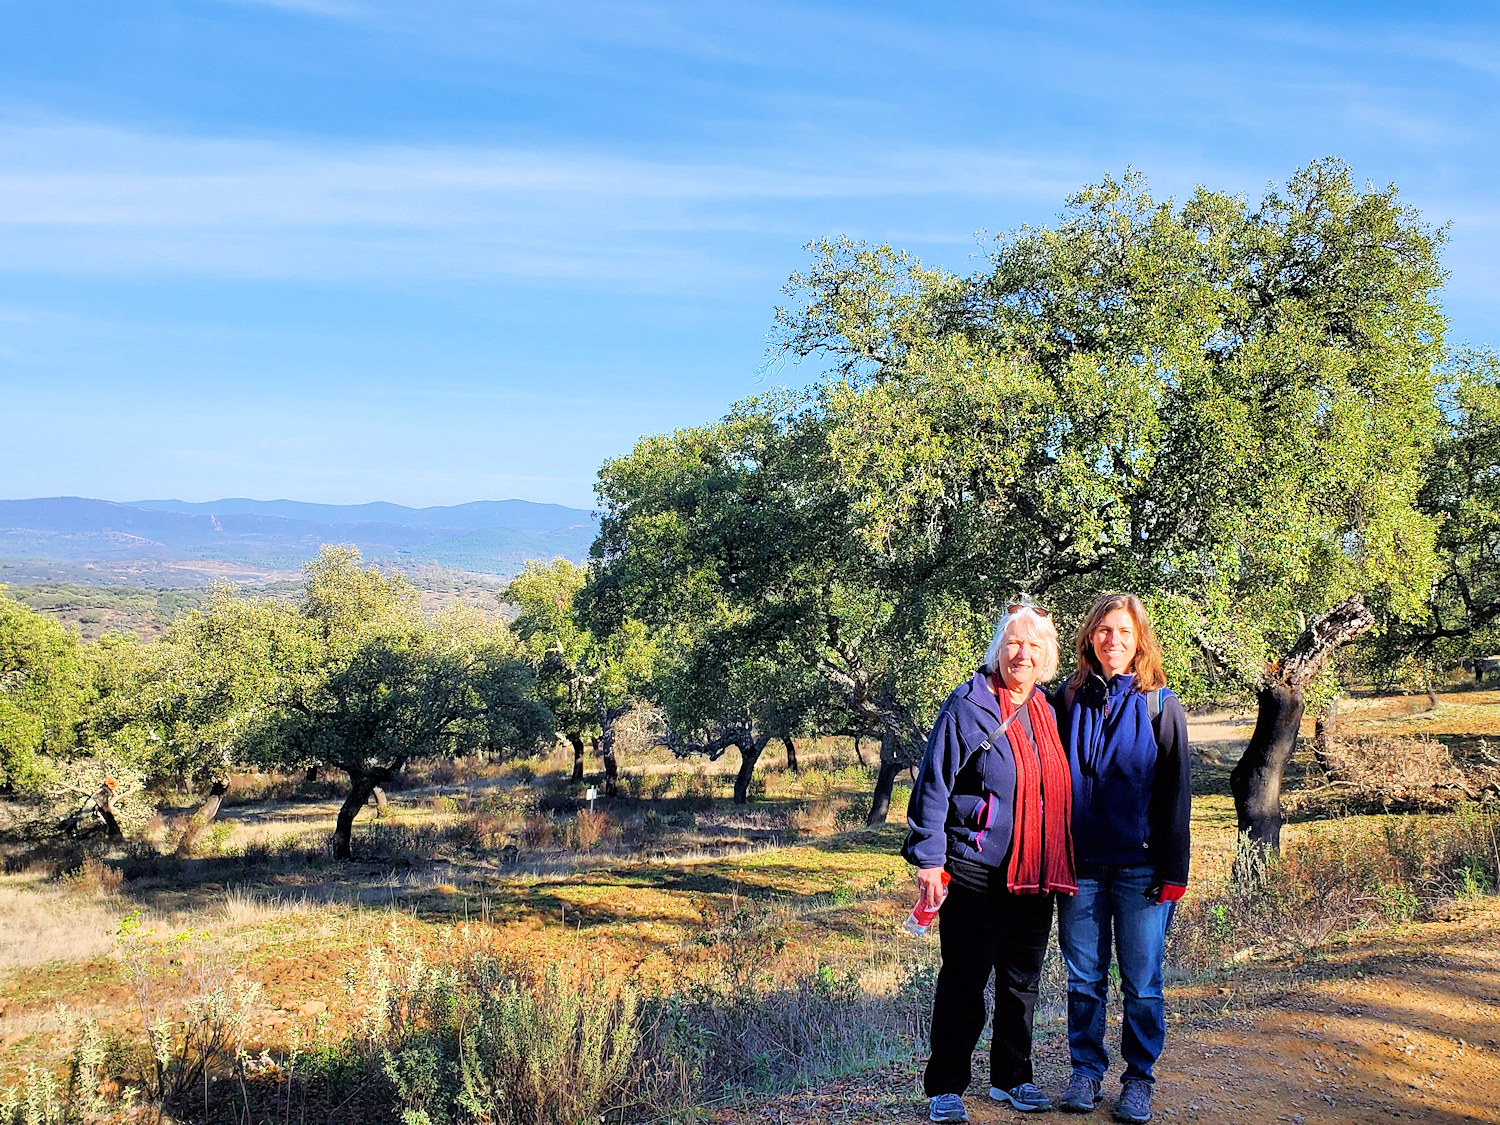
[0,496,595,584]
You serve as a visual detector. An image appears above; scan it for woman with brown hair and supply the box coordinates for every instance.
[1052,594,1192,1124]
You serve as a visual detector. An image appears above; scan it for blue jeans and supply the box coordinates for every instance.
[1056,863,1172,1084]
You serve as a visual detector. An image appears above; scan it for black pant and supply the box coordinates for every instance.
[924,882,1056,1096]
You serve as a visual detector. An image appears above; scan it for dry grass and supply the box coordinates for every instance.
[573,807,610,851]
[0,872,120,971]
[1172,803,1500,970]
[1335,686,1500,739]
[786,798,842,837]
[1289,734,1500,815]
[2,704,1497,1121]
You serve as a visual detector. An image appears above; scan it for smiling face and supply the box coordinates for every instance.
[997,629,1045,694]
[1091,607,1139,680]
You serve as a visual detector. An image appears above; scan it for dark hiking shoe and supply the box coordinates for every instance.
[1058,1071,1103,1112]
[929,1094,968,1122]
[1113,1079,1152,1123]
[989,1083,1053,1112]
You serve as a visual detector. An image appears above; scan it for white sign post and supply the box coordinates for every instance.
[585,786,598,811]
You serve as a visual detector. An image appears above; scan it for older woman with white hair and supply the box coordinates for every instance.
[904,601,1077,1123]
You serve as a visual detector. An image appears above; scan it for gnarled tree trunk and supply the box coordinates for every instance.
[334,765,396,860]
[866,732,904,827]
[567,730,586,783]
[815,638,923,826]
[174,780,230,858]
[1230,595,1374,858]
[593,735,619,797]
[1312,699,1338,775]
[93,781,123,840]
[733,733,772,804]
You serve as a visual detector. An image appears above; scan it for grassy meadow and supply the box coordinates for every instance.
[2,688,1499,1123]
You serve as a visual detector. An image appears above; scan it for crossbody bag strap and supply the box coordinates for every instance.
[965,684,1036,768]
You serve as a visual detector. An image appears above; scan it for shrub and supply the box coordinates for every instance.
[888,784,912,820]
[1172,804,1500,969]
[62,855,122,897]
[647,774,674,801]
[573,808,610,852]
[619,772,645,800]
[351,942,641,1125]
[1293,735,1483,814]
[445,811,511,851]
[680,769,716,808]
[519,812,557,850]
[454,967,638,1125]
[648,946,932,1096]
[788,799,840,838]
[0,1013,116,1125]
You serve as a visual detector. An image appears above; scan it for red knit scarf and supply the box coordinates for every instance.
[993,678,1076,895]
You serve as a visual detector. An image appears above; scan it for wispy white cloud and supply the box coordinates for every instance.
[211,0,366,19]
[0,119,1091,286]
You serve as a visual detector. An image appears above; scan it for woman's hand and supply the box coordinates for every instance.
[916,867,949,912]
[1146,882,1186,904]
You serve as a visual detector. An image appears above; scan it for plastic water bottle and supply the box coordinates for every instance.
[903,870,951,937]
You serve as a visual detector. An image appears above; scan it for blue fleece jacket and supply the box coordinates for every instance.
[1054,672,1192,887]
[902,669,1053,873]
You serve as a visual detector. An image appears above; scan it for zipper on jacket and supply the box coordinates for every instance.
[974,792,996,853]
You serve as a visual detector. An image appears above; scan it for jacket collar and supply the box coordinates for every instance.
[961,667,1002,723]
[964,666,1039,723]
[1087,670,1137,700]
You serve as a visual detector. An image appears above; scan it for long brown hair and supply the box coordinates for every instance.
[1069,593,1166,691]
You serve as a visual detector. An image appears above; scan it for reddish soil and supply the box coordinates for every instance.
[718,901,1500,1125]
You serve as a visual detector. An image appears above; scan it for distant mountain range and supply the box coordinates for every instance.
[0,497,597,585]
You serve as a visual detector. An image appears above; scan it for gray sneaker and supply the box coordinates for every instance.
[989,1083,1053,1112]
[1113,1079,1152,1124]
[929,1093,968,1123]
[1058,1071,1103,1112]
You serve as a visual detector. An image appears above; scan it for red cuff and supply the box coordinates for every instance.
[1157,883,1186,904]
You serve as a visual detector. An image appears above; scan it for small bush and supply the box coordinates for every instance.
[63,856,123,897]
[795,768,837,799]
[889,784,912,820]
[1172,804,1500,969]
[788,800,840,838]
[572,808,611,852]
[361,822,444,863]
[653,896,932,1096]
[835,798,869,831]
[445,811,511,851]
[1294,735,1483,814]
[519,812,557,850]
[352,944,641,1125]
[0,1013,118,1125]
[680,769,717,808]
[647,774,674,801]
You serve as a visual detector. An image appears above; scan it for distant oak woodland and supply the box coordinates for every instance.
[4,160,1499,861]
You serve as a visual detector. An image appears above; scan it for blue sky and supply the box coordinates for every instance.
[1,0,1497,510]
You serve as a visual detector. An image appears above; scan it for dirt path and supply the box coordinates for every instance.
[719,901,1500,1125]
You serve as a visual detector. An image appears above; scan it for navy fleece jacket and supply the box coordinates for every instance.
[902,669,1053,873]
[1054,672,1192,888]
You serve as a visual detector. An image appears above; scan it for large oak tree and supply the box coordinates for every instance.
[593,160,1449,847]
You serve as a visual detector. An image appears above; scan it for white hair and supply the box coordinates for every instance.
[983,606,1060,684]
